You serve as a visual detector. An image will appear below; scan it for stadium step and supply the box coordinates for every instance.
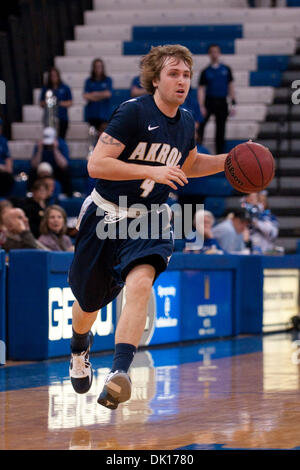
[286,54,300,70]
[33,86,274,106]
[281,70,300,86]
[8,140,89,160]
[55,54,257,74]
[258,121,300,139]
[265,104,300,121]
[274,88,293,104]
[83,7,300,27]
[11,122,89,141]
[93,0,248,10]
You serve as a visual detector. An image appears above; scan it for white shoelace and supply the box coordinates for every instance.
[71,353,90,377]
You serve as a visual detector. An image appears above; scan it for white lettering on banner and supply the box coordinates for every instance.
[48,287,113,341]
[156,317,178,328]
[62,287,74,339]
[199,328,216,336]
[91,303,114,337]
[197,304,217,317]
[155,285,178,328]
[157,285,176,298]
[0,340,5,365]
[49,288,64,341]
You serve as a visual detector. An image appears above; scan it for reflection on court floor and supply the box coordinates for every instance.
[1,333,300,450]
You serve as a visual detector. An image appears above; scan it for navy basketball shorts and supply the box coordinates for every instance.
[68,199,174,312]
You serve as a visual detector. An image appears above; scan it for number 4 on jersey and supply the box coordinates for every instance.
[140,178,155,197]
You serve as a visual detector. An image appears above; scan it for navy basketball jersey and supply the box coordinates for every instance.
[95,94,196,208]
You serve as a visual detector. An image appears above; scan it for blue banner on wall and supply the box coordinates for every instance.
[181,270,233,341]
[151,271,181,345]
[8,250,287,361]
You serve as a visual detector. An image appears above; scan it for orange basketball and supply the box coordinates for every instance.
[224,141,275,194]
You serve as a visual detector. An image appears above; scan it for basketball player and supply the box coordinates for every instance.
[68,45,227,409]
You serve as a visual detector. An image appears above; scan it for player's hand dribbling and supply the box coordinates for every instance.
[148,165,188,190]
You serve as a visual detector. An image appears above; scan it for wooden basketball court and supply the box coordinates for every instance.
[1,333,300,450]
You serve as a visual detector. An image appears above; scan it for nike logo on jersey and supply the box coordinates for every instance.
[148,125,159,131]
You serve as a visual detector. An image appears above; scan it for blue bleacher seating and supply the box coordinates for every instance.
[69,160,88,178]
[250,71,282,87]
[180,175,233,197]
[132,25,243,41]
[224,140,247,152]
[287,0,300,6]
[123,40,234,56]
[257,56,289,72]
[59,197,85,217]
[13,160,31,175]
[204,197,226,218]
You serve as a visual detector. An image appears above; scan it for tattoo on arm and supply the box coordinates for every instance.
[99,134,122,146]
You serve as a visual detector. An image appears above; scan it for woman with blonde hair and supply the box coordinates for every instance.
[38,205,74,252]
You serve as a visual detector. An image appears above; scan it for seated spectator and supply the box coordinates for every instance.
[30,127,72,197]
[212,208,251,253]
[184,209,223,254]
[37,162,61,203]
[1,207,46,252]
[241,191,279,254]
[0,118,14,197]
[22,180,48,238]
[39,67,72,140]
[130,75,148,98]
[38,205,74,252]
[0,199,13,248]
[83,58,113,135]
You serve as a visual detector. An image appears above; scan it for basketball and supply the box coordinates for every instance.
[224,141,275,194]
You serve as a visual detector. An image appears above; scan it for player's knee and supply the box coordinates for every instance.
[126,275,153,304]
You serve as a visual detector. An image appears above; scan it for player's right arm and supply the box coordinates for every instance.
[88,132,188,189]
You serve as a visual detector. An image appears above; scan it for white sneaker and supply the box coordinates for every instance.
[69,332,93,394]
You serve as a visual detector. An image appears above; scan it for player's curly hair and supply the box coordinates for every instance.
[140,44,193,94]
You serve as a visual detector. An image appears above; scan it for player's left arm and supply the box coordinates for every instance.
[181,146,227,178]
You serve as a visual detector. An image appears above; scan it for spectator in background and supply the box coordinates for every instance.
[1,207,46,252]
[212,208,251,253]
[39,67,72,140]
[0,199,13,248]
[184,209,223,254]
[130,75,148,98]
[38,205,74,252]
[241,191,279,254]
[22,180,48,238]
[30,127,72,197]
[197,44,236,154]
[83,58,113,135]
[37,162,61,204]
[0,118,14,197]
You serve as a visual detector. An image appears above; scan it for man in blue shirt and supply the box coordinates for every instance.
[198,44,236,154]
[68,44,228,410]
[0,118,14,196]
[212,208,251,253]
